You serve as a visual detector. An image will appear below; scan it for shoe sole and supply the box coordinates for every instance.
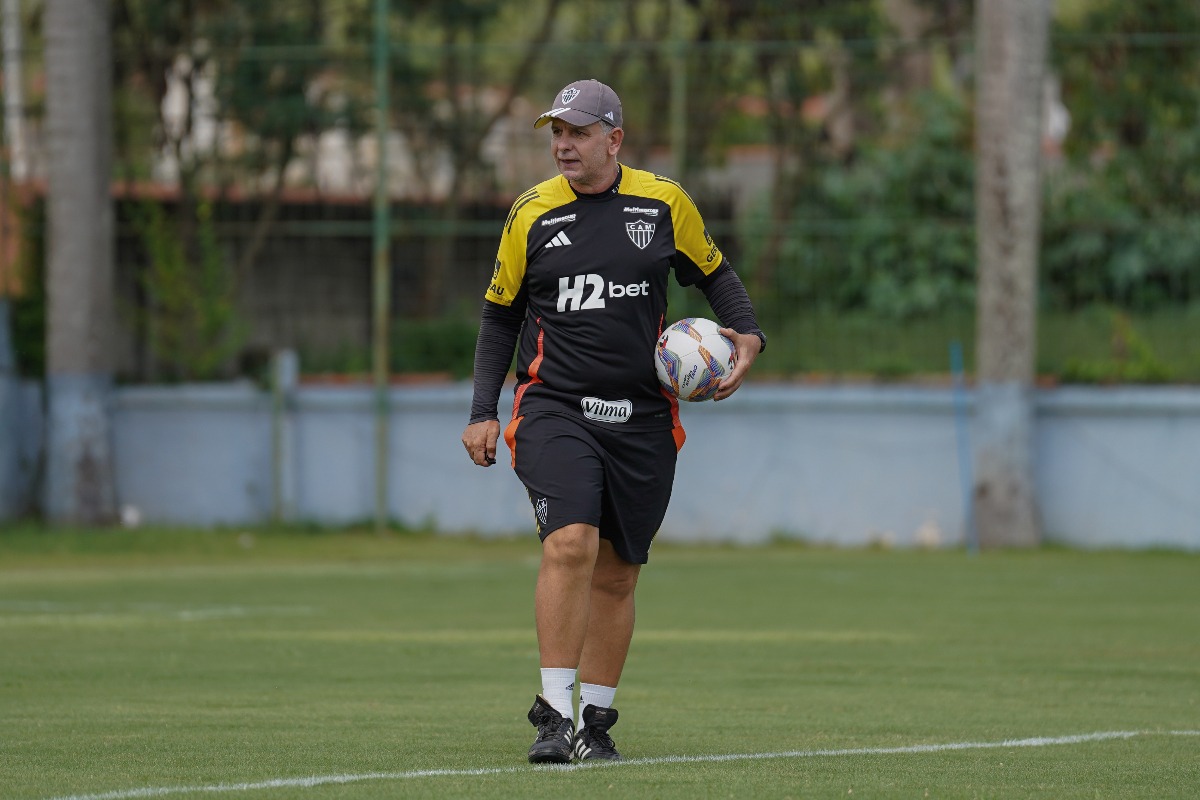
[527,749,572,764]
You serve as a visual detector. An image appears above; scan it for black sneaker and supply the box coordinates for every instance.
[526,695,575,764]
[573,704,621,761]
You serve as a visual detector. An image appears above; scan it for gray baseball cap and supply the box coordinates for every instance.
[533,79,623,129]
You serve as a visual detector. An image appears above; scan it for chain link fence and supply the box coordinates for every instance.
[3,1,1198,384]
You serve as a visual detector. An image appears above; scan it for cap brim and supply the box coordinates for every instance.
[533,108,606,128]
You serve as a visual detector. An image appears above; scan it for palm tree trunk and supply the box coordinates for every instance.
[44,0,117,524]
[972,0,1050,547]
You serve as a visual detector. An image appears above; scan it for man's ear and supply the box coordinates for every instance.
[608,127,624,155]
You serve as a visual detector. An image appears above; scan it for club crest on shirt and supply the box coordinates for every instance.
[626,220,655,250]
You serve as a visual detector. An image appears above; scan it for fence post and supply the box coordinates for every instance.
[270,348,298,524]
[372,0,392,535]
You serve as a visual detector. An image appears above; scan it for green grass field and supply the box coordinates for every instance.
[2,527,1198,799]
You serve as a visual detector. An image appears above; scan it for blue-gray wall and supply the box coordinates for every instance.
[5,379,1200,550]
[0,298,43,519]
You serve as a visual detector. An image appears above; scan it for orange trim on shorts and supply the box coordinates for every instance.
[660,386,686,451]
[671,423,686,451]
[503,415,524,469]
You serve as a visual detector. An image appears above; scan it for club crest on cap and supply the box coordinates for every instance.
[534,79,623,129]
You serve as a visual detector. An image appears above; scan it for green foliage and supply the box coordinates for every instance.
[113,1,370,218]
[207,6,366,168]
[89,3,1200,385]
[1042,0,1200,319]
[296,303,1200,384]
[391,318,482,378]
[1059,308,1173,384]
[755,90,975,320]
[1053,0,1200,153]
[131,200,244,381]
[748,307,974,378]
[1040,305,1200,383]
[300,318,486,380]
[1042,125,1200,311]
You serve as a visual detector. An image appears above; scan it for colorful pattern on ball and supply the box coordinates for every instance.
[686,344,724,401]
[656,345,684,395]
[654,317,736,403]
[676,319,705,343]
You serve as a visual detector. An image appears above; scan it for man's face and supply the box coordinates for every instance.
[550,119,621,192]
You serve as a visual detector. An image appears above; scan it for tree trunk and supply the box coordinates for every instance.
[44,0,117,524]
[972,0,1050,548]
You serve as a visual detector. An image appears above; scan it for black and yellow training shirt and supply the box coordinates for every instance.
[470,163,764,434]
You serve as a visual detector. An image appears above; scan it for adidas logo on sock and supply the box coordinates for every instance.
[545,231,572,248]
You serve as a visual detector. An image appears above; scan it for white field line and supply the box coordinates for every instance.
[41,729,1200,800]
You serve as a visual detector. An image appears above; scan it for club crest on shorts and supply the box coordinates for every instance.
[626,220,655,250]
[535,497,549,526]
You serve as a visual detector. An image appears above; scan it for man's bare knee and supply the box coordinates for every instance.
[592,559,640,599]
[542,524,599,569]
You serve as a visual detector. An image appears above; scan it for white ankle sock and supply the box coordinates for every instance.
[578,682,617,727]
[540,667,577,722]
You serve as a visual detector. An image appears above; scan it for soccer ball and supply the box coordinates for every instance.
[655,317,737,402]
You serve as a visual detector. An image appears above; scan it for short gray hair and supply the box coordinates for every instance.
[599,120,615,136]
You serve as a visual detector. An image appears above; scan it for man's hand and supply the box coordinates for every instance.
[713,329,761,401]
[462,419,501,467]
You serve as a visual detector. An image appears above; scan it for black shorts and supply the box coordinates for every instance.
[504,413,680,564]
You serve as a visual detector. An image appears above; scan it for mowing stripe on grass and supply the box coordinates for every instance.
[42,730,1200,800]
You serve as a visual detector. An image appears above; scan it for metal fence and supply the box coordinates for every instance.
[3,2,1199,384]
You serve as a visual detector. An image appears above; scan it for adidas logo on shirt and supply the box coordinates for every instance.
[545,231,572,248]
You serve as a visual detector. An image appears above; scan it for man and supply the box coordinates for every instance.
[461,78,765,764]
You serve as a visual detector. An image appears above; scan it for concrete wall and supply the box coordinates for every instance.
[67,381,1199,551]
[112,383,274,525]
[1036,388,1200,549]
[0,298,43,519]
[0,380,43,518]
